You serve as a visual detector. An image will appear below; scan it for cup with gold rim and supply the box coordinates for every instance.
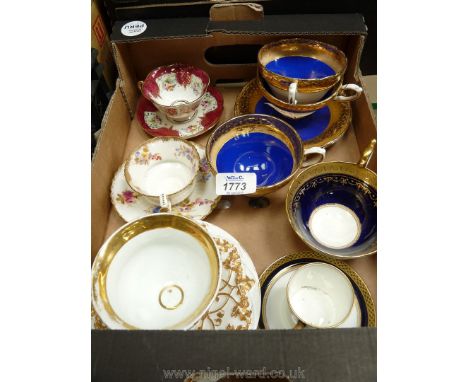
[124,136,200,209]
[91,213,222,330]
[286,139,377,258]
[206,114,326,196]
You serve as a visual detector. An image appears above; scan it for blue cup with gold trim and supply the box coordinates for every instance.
[286,139,377,258]
[258,38,348,105]
[206,114,326,196]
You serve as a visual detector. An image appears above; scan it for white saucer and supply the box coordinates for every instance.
[262,264,361,329]
[191,221,261,330]
[111,144,220,221]
[308,203,361,249]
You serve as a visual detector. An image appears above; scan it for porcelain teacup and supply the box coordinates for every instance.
[287,262,355,328]
[257,74,362,116]
[286,139,377,258]
[258,39,348,105]
[124,137,200,209]
[206,114,326,196]
[91,213,221,330]
[138,64,210,122]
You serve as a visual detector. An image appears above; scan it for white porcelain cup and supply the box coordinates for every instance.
[124,137,200,207]
[287,262,355,328]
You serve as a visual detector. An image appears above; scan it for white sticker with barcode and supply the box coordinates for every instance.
[215,173,257,195]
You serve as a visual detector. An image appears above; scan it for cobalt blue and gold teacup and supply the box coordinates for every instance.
[257,74,362,114]
[258,39,348,105]
[286,139,377,258]
[206,114,326,196]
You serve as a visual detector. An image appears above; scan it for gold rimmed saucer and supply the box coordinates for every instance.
[259,251,376,328]
[234,79,351,149]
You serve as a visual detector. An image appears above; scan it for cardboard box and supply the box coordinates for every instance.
[91,0,116,88]
[92,6,377,380]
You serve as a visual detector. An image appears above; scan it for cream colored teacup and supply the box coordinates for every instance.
[124,137,200,209]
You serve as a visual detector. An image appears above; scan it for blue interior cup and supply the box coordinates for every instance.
[286,140,377,258]
[206,114,307,196]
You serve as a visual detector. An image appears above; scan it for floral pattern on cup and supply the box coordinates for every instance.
[156,73,204,96]
[112,144,220,221]
[139,64,210,122]
[175,144,197,168]
[133,145,162,165]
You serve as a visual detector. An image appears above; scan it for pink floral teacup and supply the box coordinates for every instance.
[124,137,200,209]
[138,64,210,123]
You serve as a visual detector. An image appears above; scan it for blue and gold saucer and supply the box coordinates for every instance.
[259,251,376,328]
[234,79,351,150]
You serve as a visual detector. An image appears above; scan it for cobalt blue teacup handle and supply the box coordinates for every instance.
[357,139,377,168]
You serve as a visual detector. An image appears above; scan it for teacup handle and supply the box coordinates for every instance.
[288,82,298,105]
[137,80,144,93]
[158,194,172,213]
[357,139,377,168]
[334,84,363,102]
[302,147,326,167]
[302,147,327,167]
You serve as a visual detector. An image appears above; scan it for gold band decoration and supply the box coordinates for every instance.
[91,214,220,330]
[258,38,347,92]
[159,285,184,310]
[92,229,256,331]
[286,140,377,259]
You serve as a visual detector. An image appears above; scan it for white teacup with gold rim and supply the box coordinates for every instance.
[286,262,355,328]
[124,137,200,210]
[91,214,222,330]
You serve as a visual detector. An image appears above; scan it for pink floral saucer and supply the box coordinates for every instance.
[136,86,224,139]
[111,143,220,221]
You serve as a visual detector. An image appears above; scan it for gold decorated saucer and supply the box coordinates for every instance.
[91,221,261,330]
[234,79,351,149]
[259,251,376,328]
